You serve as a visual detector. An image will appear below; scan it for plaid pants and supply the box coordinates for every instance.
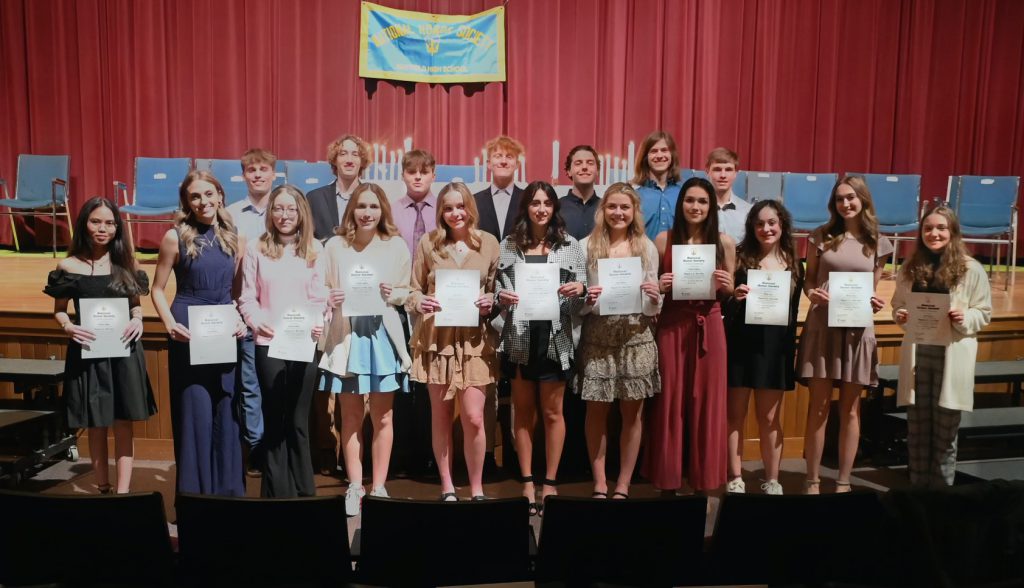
[907,344,962,487]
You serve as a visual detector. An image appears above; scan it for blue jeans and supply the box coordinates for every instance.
[239,329,264,449]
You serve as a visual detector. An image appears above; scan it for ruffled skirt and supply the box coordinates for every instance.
[577,313,660,402]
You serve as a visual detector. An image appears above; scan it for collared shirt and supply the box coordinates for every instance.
[226,197,268,241]
[717,192,752,242]
[394,193,438,255]
[336,181,357,225]
[491,184,513,237]
[559,189,601,240]
[637,178,682,240]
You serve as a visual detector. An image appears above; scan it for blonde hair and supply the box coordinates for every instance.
[430,182,482,257]
[820,175,880,257]
[175,170,240,259]
[587,182,655,272]
[484,135,524,159]
[337,183,399,244]
[259,185,318,263]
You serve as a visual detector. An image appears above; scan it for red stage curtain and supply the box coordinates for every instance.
[1,0,1022,249]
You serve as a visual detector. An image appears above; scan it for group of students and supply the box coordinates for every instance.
[45,131,992,516]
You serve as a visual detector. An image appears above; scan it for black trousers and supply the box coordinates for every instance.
[255,346,316,498]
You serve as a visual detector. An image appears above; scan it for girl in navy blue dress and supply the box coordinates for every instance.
[152,171,247,496]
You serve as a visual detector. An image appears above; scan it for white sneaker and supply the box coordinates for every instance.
[345,485,365,517]
[761,479,783,495]
[370,486,389,498]
[726,477,746,493]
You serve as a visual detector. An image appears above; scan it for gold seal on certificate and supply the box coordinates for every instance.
[79,298,130,359]
[827,272,874,328]
[671,244,716,300]
[514,262,560,321]
[434,269,480,327]
[268,306,318,362]
[187,304,238,365]
[904,292,952,346]
[597,257,642,316]
[342,264,386,317]
[744,270,790,326]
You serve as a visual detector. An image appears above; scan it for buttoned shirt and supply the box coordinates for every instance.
[394,193,438,255]
[336,182,356,226]
[637,178,682,240]
[491,184,514,237]
[226,197,268,241]
[559,189,601,240]
[717,192,752,242]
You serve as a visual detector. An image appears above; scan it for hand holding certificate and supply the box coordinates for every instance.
[827,272,874,328]
[342,264,387,317]
[597,257,643,315]
[744,270,791,326]
[188,304,238,365]
[79,298,130,358]
[268,306,319,361]
[671,244,716,300]
[515,262,560,321]
[434,269,481,327]
[903,292,952,346]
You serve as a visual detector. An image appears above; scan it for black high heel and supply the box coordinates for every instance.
[537,478,558,517]
[519,475,540,516]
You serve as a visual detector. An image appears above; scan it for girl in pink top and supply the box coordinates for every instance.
[238,185,327,497]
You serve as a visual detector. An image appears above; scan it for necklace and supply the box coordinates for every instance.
[86,254,110,275]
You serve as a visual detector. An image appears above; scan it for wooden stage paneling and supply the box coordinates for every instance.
[2,255,1023,461]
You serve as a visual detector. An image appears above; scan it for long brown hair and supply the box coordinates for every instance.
[175,170,240,259]
[429,182,482,257]
[631,131,680,186]
[901,204,970,290]
[337,183,399,244]
[819,175,880,257]
[511,181,568,251]
[68,197,145,295]
[586,183,655,272]
[259,185,318,263]
[671,177,724,267]
[736,200,801,275]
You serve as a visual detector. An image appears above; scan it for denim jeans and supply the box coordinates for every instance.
[238,329,264,449]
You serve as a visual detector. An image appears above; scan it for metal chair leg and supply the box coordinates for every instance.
[8,214,19,252]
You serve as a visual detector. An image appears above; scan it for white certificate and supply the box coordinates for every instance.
[514,262,560,321]
[434,269,480,327]
[268,306,318,362]
[187,304,238,365]
[904,292,952,346]
[79,298,130,359]
[597,257,643,316]
[671,244,716,300]
[341,264,386,317]
[827,272,875,328]
[744,270,791,326]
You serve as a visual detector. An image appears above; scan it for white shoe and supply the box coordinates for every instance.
[345,485,365,517]
[370,486,389,498]
[761,479,783,495]
[726,477,746,493]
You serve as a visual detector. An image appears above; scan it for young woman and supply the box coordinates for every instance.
[44,197,156,494]
[577,183,661,500]
[238,184,326,498]
[891,204,991,488]
[319,183,412,516]
[725,200,804,495]
[152,170,247,496]
[495,181,586,515]
[796,175,893,494]
[407,182,499,501]
[645,177,735,493]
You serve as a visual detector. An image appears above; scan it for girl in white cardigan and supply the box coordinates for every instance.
[319,183,412,515]
[891,204,991,487]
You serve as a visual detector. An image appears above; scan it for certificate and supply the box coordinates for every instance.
[744,270,791,326]
[341,263,386,317]
[187,304,238,365]
[79,298,130,359]
[268,306,318,362]
[514,262,560,321]
[434,269,480,327]
[597,257,643,316]
[904,292,952,346]
[827,272,875,328]
[671,244,716,300]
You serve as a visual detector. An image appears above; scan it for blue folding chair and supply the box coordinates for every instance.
[0,154,72,256]
[114,157,192,246]
[206,159,249,205]
[285,161,335,192]
[275,160,303,188]
[849,173,921,269]
[782,172,838,235]
[745,171,784,203]
[434,164,480,183]
[955,175,1020,285]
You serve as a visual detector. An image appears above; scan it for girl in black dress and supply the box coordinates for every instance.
[44,197,156,494]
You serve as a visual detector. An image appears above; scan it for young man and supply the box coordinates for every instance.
[226,148,277,476]
[632,131,682,240]
[707,147,750,241]
[394,150,438,255]
[473,135,524,241]
[308,134,370,241]
[559,145,601,240]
